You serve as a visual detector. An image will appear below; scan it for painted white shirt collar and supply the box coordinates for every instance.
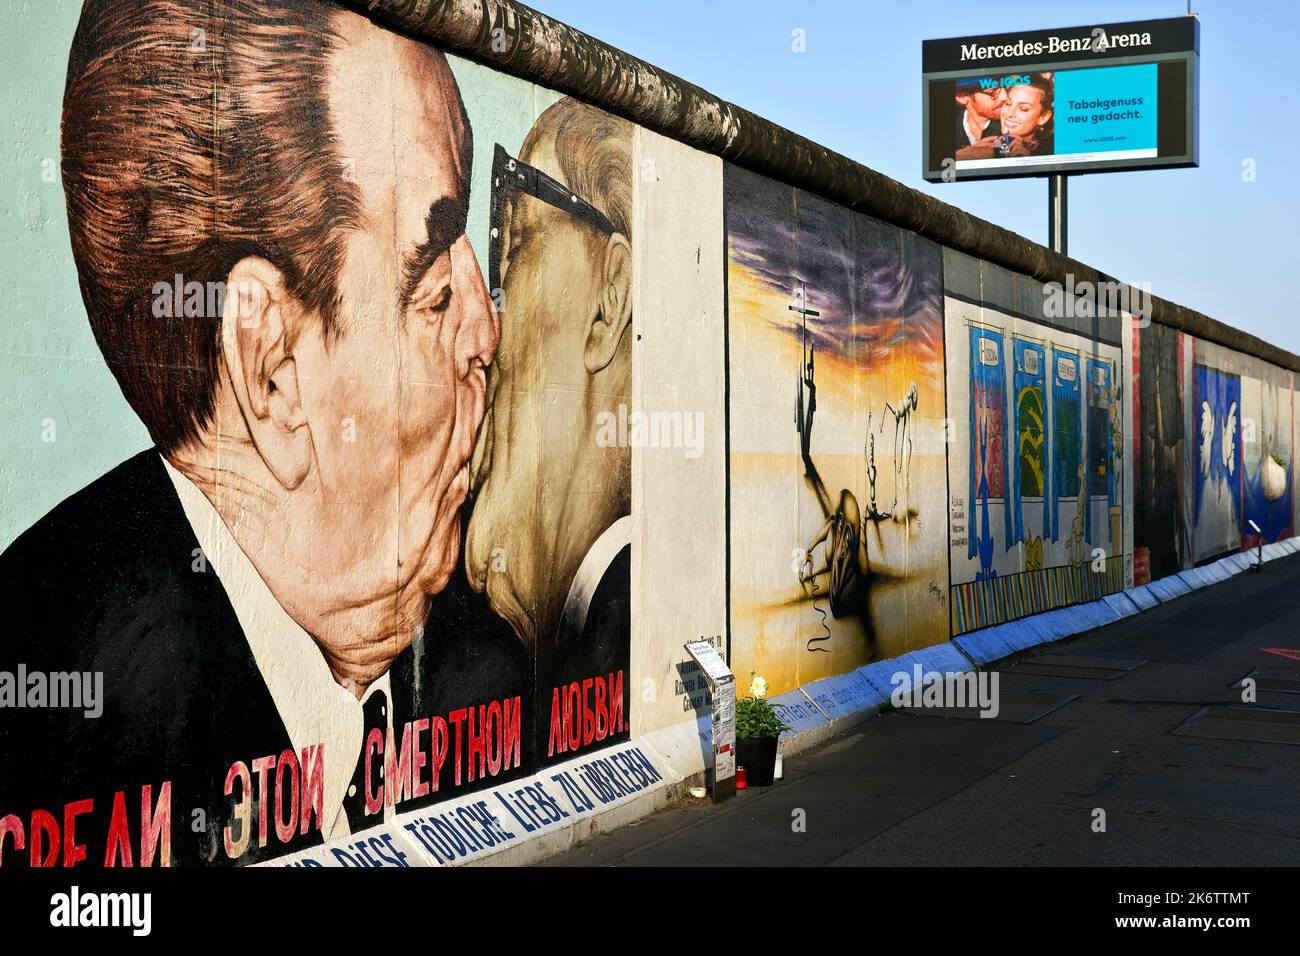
[559,514,632,639]
[160,454,393,842]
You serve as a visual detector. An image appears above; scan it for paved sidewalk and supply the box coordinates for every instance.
[544,556,1300,866]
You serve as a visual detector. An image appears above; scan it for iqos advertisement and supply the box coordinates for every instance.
[923,17,1198,182]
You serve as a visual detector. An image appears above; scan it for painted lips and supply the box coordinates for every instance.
[470,404,494,494]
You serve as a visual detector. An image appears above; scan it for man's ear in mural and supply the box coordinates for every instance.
[584,232,632,374]
[220,256,313,491]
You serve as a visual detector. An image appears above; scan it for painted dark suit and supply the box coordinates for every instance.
[0,451,530,867]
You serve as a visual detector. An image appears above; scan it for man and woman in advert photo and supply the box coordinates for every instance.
[954,72,1054,160]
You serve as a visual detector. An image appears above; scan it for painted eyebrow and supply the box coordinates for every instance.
[399,195,469,310]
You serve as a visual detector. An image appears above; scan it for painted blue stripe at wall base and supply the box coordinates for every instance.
[1146,575,1192,602]
[1126,585,1161,609]
[953,629,1017,666]
[907,643,975,675]
[800,670,884,722]
[1101,592,1142,617]
[769,689,829,738]
[1219,553,1253,573]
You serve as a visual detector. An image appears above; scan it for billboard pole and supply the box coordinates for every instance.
[1048,173,1068,255]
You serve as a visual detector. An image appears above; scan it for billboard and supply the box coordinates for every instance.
[923,17,1198,182]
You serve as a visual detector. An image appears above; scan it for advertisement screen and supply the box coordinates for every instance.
[923,18,1198,182]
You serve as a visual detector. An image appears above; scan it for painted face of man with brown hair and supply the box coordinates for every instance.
[53,2,497,700]
[166,15,499,694]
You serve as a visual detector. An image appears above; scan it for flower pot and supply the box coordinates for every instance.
[736,735,779,787]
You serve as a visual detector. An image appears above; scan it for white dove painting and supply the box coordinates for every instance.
[1240,372,1295,544]
[1192,364,1242,560]
[1221,401,1237,477]
[1199,399,1213,479]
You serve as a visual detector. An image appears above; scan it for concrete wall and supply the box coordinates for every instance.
[0,0,1294,867]
[1132,327,1296,580]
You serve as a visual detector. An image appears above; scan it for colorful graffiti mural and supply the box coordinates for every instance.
[1239,365,1294,548]
[724,167,948,693]
[0,0,630,866]
[945,302,1124,634]
[1133,326,1298,579]
[1132,321,1189,583]
[970,325,1012,582]
[1192,361,1242,561]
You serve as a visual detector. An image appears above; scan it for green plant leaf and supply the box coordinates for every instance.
[735,696,792,738]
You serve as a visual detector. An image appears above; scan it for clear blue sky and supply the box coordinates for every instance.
[531,0,1300,353]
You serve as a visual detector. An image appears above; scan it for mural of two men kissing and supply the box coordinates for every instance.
[0,0,630,866]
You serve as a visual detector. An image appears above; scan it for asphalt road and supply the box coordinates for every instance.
[544,554,1300,866]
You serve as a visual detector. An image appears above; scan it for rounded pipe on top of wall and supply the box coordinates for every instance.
[339,0,1300,373]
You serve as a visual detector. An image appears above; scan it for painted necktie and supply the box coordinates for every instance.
[342,688,388,834]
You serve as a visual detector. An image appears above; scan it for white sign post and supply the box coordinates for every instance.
[684,640,736,803]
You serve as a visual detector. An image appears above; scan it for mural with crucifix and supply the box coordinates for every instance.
[724,166,950,695]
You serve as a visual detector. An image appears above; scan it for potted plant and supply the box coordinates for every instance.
[735,673,790,787]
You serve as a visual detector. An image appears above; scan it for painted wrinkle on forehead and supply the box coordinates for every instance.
[398,39,468,196]
[324,18,406,347]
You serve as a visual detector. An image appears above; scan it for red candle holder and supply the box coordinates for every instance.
[735,767,748,790]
